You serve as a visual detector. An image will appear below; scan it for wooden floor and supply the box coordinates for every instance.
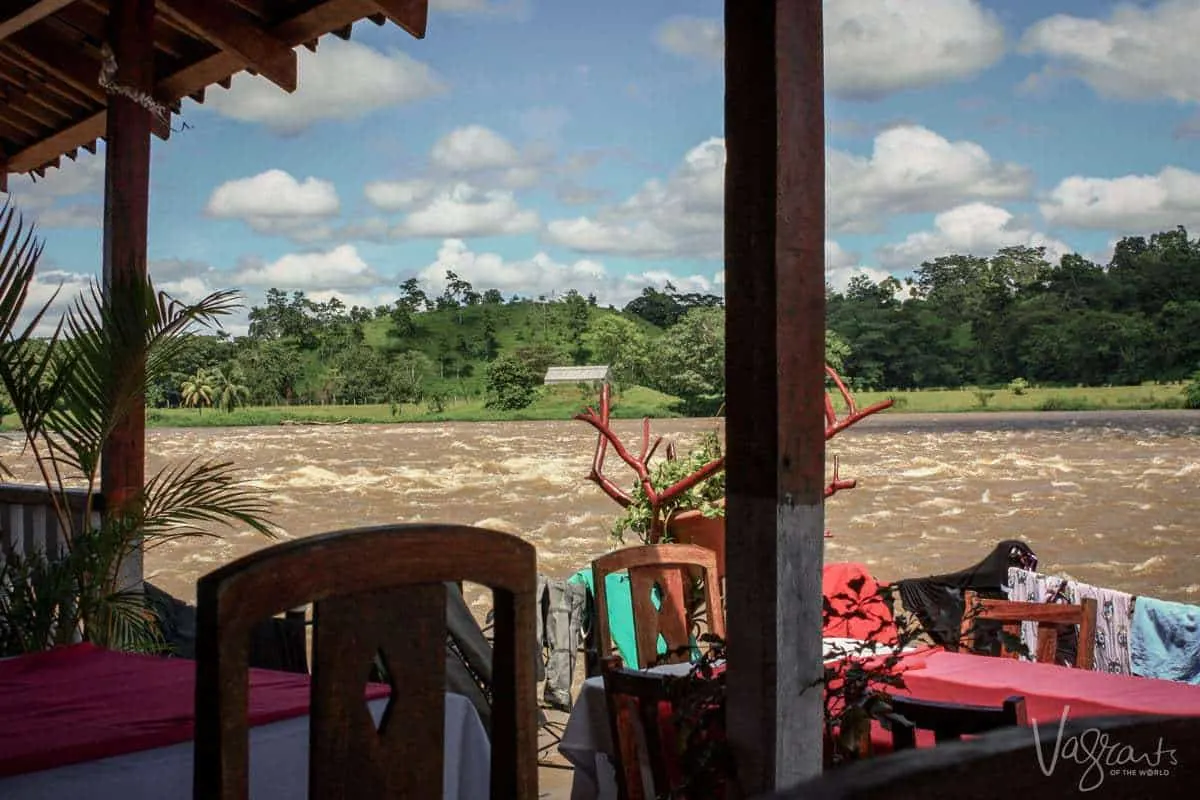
[538,707,577,799]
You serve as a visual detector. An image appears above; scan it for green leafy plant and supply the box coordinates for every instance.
[0,200,275,656]
[657,581,934,797]
[1008,377,1029,396]
[1184,370,1200,409]
[610,430,725,544]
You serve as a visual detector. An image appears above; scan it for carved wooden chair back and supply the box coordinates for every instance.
[193,523,538,799]
[961,589,1097,669]
[600,656,681,800]
[887,694,1027,750]
[592,543,725,670]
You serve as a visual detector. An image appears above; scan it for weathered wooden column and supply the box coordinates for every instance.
[101,0,154,535]
[724,0,826,794]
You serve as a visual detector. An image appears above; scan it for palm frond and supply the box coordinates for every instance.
[139,458,276,544]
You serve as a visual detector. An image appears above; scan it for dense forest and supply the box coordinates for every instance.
[156,227,1200,416]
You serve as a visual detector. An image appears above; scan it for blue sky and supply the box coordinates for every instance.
[3,0,1198,331]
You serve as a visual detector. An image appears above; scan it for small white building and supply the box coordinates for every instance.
[543,365,612,386]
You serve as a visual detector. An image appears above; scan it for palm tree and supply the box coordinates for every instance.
[211,367,249,413]
[180,368,214,414]
[0,200,275,656]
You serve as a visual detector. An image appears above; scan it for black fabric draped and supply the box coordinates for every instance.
[896,540,1038,653]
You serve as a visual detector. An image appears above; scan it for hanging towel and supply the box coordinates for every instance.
[1131,597,1200,685]
[1070,580,1135,675]
[1007,567,1051,657]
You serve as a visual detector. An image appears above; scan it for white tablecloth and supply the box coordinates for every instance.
[559,638,919,800]
[0,693,490,799]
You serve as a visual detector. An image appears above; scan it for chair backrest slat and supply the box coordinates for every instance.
[193,523,538,799]
[593,543,724,669]
[889,695,1027,750]
[961,590,1098,669]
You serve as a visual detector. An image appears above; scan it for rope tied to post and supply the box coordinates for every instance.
[98,42,171,121]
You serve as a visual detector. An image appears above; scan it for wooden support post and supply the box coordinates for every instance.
[724,0,826,794]
[101,0,154,543]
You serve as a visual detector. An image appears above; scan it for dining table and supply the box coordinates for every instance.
[0,643,491,799]
[559,644,1200,800]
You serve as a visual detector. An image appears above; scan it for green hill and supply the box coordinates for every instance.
[150,284,725,421]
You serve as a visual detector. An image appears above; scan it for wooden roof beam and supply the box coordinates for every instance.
[0,0,77,41]
[8,0,425,173]
[5,29,107,104]
[370,0,427,39]
[159,0,298,93]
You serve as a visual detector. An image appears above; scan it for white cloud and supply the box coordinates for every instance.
[417,239,719,307]
[545,137,724,258]
[204,39,445,134]
[655,1,1005,97]
[233,244,380,289]
[1039,167,1200,231]
[359,125,544,232]
[363,179,436,212]
[1,155,105,229]
[545,126,1031,257]
[1020,0,1200,105]
[431,125,522,172]
[656,16,723,65]
[828,125,1032,232]
[878,203,1072,268]
[826,0,1005,98]
[432,0,527,15]
[206,170,340,241]
[390,184,540,238]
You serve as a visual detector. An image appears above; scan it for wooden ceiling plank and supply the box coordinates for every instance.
[0,105,39,137]
[370,0,427,39]
[0,0,78,42]
[157,0,375,100]
[5,28,107,103]
[160,0,298,93]
[10,0,428,173]
[0,65,84,119]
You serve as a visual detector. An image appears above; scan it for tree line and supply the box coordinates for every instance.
[828,228,1200,390]
[153,226,1200,416]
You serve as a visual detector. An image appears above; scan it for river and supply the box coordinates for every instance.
[1,410,1196,606]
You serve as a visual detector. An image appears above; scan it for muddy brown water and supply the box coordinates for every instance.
[1,411,1197,612]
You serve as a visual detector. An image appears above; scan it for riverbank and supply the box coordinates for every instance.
[2,381,1190,431]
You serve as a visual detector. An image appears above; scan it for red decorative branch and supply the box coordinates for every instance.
[825,365,894,440]
[576,367,893,535]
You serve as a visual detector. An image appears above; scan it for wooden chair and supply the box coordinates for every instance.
[886,695,1027,750]
[600,655,681,800]
[193,523,539,799]
[960,589,1097,669]
[593,543,725,670]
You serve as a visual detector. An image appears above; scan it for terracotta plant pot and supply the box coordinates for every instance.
[662,501,726,582]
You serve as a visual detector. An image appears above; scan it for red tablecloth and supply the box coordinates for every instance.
[859,648,1200,754]
[898,649,1200,723]
[0,643,390,778]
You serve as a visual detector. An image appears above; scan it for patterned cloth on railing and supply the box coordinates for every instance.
[1007,568,1134,674]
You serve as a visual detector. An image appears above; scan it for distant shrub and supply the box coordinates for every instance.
[887,394,908,409]
[1038,396,1089,411]
[974,390,996,408]
[1008,377,1029,396]
[1184,371,1200,409]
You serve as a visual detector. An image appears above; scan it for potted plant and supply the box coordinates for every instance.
[575,372,892,581]
[0,201,275,656]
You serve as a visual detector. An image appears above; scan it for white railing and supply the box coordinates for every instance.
[0,484,140,589]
